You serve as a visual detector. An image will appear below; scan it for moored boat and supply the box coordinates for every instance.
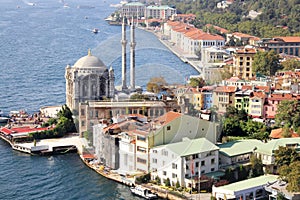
[92,28,98,33]
[130,186,158,199]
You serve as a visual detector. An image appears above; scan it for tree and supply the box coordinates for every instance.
[146,76,167,93]
[281,58,300,71]
[252,50,282,76]
[278,161,300,192]
[155,175,161,185]
[243,120,269,140]
[188,77,206,88]
[175,179,181,188]
[130,93,149,100]
[164,178,171,187]
[248,155,264,178]
[275,100,300,128]
[224,106,248,121]
[274,146,300,168]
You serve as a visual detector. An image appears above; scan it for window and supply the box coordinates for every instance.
[153,150,157,153]
[81,120,85,127]
[172,163,177,169]
[201,161,205,166]
[211,168,215,172]
[167,126,171,131]
[137,158,147,164]
[80,109,85,116]
[211,158,215,164]
[163,171,167,176]
[137,146,147,153]
[172,173,177,178]
[137,136,146,141]
[152,158,157,164]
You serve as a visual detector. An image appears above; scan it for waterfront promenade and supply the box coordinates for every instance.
[141,27,203,75]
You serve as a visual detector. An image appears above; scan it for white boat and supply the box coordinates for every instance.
[130,186,158,199]
[0,117,9,123]
[0,111,9,123]
[92,28,98,33]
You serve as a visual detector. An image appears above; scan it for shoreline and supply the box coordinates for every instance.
[139,27,202,75]
[0,132,187,199]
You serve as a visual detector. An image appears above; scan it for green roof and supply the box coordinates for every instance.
[165,137,219,156]
[146,5,175,10]
[256,138,300,156]
[217,175,278,191]
[125,2,145,6]
[218,139,263,157]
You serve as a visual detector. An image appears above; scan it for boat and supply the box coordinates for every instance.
[92,28,98,34]
[0,110,9,123]
[130,186,158,199]
[0,116,9,123]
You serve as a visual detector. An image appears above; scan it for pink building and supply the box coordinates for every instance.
[264,93,297,119]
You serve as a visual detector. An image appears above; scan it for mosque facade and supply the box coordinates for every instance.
[65,49,115,112]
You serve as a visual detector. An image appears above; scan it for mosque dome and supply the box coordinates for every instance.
[74,49,106,69]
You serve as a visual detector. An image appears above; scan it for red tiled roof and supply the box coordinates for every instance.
[256,86,270,93]
[0,126,49,135]
[82,153,95,159]
[167,20,182,27]
[214,86,237,93]
[205,24,229,34]
[226,76,240,82]
[236,48,257,54]
[252,91,266,99]
[232,32,254,38]
[270,128,299,138]
[268,93,296,100]
[274,36,300,43]
[242,85,252,90]
[154,111,182,126]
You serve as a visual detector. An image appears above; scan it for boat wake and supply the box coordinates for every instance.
[22,0,36,6]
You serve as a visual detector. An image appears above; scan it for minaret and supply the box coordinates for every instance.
[121,17,127,90]
[130,17,136,90]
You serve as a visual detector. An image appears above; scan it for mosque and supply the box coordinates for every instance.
[65,18,136,112]
[65,18,170,135]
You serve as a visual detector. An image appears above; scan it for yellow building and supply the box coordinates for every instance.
[232,47,257,80]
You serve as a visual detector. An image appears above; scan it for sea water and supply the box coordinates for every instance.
[0,0,198,199]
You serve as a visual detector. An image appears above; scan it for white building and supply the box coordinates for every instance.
[150,137,219,189]
[118,132,136,175]
[146,5,176,20]
[167,22,225,58]
[255,138,300,173]
[121,2,145,18]
[218,139,264,169]
[212,175,278,200]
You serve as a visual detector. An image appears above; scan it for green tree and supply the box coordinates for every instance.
[281,58,300,71]
[188,77,206,88]
[274,146,300,168]
[248,155,264,178]
[252,50,282,76]
[175,179,181,188]
[130,93,149,100]
[146,76,167,93]
[278,161,300,192]
[164,178,171,187]
[275,100,300,128]
[155,175,161,185]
